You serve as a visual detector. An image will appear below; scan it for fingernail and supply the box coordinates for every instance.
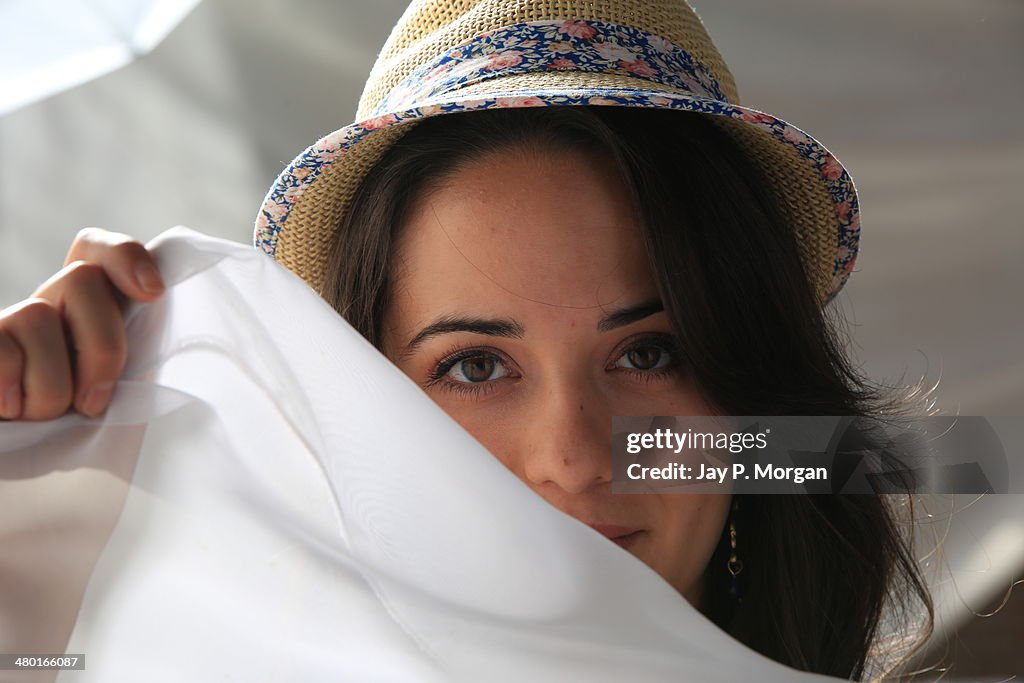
[134,261,164,294]
[2,385,21,419]
[82,382,114,417]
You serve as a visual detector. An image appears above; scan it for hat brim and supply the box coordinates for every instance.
[256,86,859,305]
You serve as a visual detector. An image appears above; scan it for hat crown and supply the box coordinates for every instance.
[355,0,739,122]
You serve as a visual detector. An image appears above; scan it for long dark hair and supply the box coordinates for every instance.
[322,106,935,679]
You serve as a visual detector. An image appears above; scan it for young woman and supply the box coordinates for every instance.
[0,1,935,679]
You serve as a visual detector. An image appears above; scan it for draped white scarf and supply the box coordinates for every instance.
[0,228,840,681]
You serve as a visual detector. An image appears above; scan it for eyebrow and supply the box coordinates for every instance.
[597,299,665,332]
[401,315,525,359]
[400,299,665,358]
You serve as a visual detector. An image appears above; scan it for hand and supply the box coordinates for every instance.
[0,228,165,420]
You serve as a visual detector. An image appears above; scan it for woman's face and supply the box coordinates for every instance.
[381,144,731,606]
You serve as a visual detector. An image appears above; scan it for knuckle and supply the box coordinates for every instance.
[6,298,60,334]
[64,260,107,285]
[68,227,137,266]
[74,225,99,241]
[72,226,106,250]
[73,226,95,244]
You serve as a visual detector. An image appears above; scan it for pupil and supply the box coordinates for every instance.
[628,346,661,370]
[462,357,494,382]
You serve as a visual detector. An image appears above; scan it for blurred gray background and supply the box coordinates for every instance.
[1,0,1022,679]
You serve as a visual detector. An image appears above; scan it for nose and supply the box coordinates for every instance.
[518,382,612,495]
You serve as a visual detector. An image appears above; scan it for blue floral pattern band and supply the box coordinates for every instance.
[256,19,860,304]
[374,19,730,113]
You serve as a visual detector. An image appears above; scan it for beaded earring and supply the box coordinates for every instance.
[727,497,744,602]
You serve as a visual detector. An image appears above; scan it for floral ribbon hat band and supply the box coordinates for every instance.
[255,1,860,306]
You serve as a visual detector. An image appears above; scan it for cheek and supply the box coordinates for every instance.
[613,373,711,415]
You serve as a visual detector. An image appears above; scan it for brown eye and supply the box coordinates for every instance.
[447,354,508,383]
[616,344,672,371]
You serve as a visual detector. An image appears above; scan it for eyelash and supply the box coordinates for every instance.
[424,334,684,397]
[425,344,515,397]
[609,333,684,381]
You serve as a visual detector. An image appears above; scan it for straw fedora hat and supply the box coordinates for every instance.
[254,0,860,305]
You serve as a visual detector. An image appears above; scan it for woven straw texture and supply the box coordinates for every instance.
[268,0,851,306]
[356,0,740,119]
[276,125,413,293]
[712,116,837,300]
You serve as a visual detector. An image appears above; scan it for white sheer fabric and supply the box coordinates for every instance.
[0,228,839,682]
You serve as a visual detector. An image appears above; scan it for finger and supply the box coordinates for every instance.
[30,261,130,418]
[0,331,25,419]
[61,269,127,417]
[1,299,74,420]
[63,227,164,302]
